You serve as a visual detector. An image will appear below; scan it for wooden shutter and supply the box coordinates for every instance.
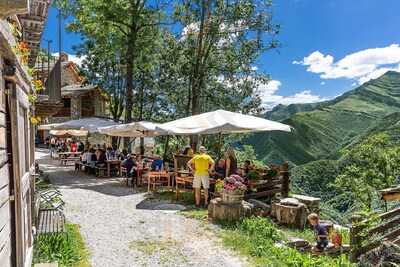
[8,82,33,267]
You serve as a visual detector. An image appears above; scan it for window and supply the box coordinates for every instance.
[63,98,71,108]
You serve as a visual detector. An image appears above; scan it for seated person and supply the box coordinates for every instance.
[106,146,115,160]
[214,159,226,178]
[151,155,164,171]
[77,141,85,152]
[96,149,107,167]
[119,149,128,160]
[308,213,329,252]
[122,155,137,178]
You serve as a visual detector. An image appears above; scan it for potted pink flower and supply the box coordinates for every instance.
[221,174,247,203]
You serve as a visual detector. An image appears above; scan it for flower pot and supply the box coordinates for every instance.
[221,190,244,204]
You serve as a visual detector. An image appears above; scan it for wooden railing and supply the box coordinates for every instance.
[349,207,400,262]
[244,162,290,200]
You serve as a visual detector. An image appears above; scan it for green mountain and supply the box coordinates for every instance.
[248,71,400,165]
[264,102,321,121]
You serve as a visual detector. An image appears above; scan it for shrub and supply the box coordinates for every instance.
[33,224,89,267]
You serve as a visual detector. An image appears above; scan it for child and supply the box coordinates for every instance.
[307,213,328,252]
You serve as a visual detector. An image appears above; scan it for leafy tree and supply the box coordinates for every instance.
[56,0,166,123]
[335,133,400,210]
[173,0,279,116]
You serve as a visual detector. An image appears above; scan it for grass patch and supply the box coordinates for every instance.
[180,208,208,220]
[280,226,316,243]
[33,224,90,267]
[129,239,188,265]
[218,217,354,267]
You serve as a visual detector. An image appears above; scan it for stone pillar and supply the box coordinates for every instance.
[70,96,81,119]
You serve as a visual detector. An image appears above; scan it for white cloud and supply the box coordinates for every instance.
[68,54,86,67]
[259,80,325,109]
[51,53,86,67]
[294,44,400,84]
[320,81,325,85]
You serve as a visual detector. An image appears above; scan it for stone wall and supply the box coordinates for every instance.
[0,0,29,19]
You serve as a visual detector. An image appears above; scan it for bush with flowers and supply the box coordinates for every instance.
[13,41,30,65]
[223,174,247,194]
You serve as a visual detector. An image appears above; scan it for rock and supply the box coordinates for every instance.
[208,198,253,222]
[280,197,300,206]
[287,237,310,247]
[247,199,271,212]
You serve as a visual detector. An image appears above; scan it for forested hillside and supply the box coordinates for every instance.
[247,71,400,165]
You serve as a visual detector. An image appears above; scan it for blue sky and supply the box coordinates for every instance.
[41,0,400,108]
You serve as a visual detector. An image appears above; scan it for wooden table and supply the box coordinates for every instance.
[58,151,81,160]
[106,160,121,177]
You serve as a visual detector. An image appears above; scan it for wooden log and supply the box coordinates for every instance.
[271,202,308,229]
[208,198,253,222]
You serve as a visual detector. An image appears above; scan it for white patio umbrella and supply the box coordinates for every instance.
[53,117,119,134]
[38,123,62,130]
[98,121,166,137]
[157,109,292,135]
[49,129,88,137]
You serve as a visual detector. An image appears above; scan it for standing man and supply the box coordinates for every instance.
[50,136,56,158]
[187,146,215,207]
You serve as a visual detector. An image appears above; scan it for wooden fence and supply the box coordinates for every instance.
[349,207,400,262]
[244,162,290,200]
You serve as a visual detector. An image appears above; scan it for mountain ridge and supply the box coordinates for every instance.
[247,71,400,165]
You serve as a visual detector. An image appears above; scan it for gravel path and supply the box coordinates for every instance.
[36,149,246,267]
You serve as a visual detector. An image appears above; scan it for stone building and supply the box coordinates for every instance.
[0,1,51,266]
[36,53,108,142]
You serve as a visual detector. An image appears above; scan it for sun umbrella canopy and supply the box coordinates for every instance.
[38,123,62,130]
[53,117,119,133]
[98,121,166,137]
[49,130,88,137]
[157,109,292,135]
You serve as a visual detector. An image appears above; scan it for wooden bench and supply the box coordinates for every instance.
[37,208,65,234]
[60,157,80,166]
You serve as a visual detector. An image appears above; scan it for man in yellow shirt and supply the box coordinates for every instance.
[187,146,215,207]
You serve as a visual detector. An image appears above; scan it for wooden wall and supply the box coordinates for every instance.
[0,55,11,267]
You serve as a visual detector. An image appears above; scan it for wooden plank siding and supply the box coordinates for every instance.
[0,53,11,267]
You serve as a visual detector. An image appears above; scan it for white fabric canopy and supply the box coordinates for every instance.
[53,117,119,133]
[49,130,88,137]
[157,109,292,135]
[98,121,166,137]
[38,123,61,130]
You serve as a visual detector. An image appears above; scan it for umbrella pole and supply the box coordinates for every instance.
[218,133,223,159]
[85,133,90,149]
[163,135,170,160]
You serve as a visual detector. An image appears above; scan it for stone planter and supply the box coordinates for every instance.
[221,190,245,204]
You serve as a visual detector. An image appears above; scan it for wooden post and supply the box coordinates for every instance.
[281,162,290,198]
[349,214,363,262]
